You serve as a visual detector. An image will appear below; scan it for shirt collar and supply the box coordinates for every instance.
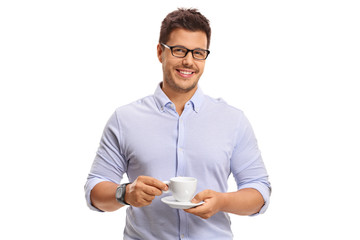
[154,83,172,112]
[154,82,204,113]
[188,86,203,113]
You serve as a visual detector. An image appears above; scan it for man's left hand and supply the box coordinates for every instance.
[184,189,225,219]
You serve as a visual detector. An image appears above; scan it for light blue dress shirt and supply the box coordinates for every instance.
[85,84,271,240]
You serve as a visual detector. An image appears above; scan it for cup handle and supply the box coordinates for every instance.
[163,180,170,193]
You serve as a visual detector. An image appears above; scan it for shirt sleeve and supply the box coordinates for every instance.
[84,111,128,211]
[230,113,271,216]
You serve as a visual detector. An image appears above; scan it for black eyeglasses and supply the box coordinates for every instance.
[161,43,210,60]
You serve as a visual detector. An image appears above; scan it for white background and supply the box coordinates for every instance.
[1,0,359,239]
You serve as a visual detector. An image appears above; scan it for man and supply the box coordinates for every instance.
[85,8,271,239]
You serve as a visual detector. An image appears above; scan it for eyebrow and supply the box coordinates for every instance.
[172,45,208,50]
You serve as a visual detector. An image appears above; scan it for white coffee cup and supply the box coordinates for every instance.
[163,177,197,202]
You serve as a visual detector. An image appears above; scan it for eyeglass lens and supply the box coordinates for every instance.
[171,46,208,60]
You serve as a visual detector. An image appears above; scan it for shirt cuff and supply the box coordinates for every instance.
[84,178,107,212]
[238,182,271,216]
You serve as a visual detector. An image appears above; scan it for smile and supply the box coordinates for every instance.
[179,70,193,75]
[176,69,195,78]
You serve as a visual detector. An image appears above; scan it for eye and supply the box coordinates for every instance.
[173,47,187,54]
[193,50,206,58]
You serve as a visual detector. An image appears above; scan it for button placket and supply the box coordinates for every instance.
[176,114,186,176]
[176,110,189,240]
[178,207,188,239]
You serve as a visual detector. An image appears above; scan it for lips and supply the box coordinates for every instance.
[176,68,195,78]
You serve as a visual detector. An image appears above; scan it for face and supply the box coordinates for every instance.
[157,28,208,94]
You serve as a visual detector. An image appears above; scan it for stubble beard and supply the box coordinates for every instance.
[163,68,201,93]
[164,77,198,93]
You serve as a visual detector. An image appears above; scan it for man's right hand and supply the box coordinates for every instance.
[125,176,168,207]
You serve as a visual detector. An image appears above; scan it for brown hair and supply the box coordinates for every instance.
[159,8,211,49]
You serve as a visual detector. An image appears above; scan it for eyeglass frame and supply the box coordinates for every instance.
[161,43,210,60]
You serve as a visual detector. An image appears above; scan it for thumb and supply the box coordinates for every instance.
[191,191,205,203]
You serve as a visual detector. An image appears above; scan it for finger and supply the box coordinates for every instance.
[142,185,163,196]
[129,191,154,207]
[132,191,155,207]
[184,204,209,217]
[191,190,211,203]
[185,201,207,212]
[185,201,216,219]
[140,176,168,191]
[141,192,156,202]
[184,205,201,214]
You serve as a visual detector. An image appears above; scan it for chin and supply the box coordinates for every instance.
[174,80,198,93]
[164,72,200,93]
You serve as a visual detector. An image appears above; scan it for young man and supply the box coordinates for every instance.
[85,8,271,239]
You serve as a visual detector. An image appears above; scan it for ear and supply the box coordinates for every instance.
[157,43,163,63]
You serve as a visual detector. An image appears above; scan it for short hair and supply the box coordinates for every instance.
[159,8,211,49]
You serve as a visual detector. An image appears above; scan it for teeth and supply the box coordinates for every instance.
[179,71,193,75]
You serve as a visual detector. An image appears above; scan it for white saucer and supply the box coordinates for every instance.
[161,196,204,209]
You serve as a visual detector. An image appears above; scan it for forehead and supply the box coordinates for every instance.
[167,28,207,49]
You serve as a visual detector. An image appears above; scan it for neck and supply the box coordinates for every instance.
[161,82,197,116]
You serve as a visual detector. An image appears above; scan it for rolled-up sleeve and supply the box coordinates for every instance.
[230,114,271,215]
[84,111,127,211]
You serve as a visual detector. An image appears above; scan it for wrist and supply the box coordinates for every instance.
[115,183,131,205]
[124,183,131,205]
[218,192,231,212]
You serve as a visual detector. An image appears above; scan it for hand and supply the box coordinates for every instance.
[184,189,225,219]
[124,176,168,207]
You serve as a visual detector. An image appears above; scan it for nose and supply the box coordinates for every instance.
[182,52,195,67]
